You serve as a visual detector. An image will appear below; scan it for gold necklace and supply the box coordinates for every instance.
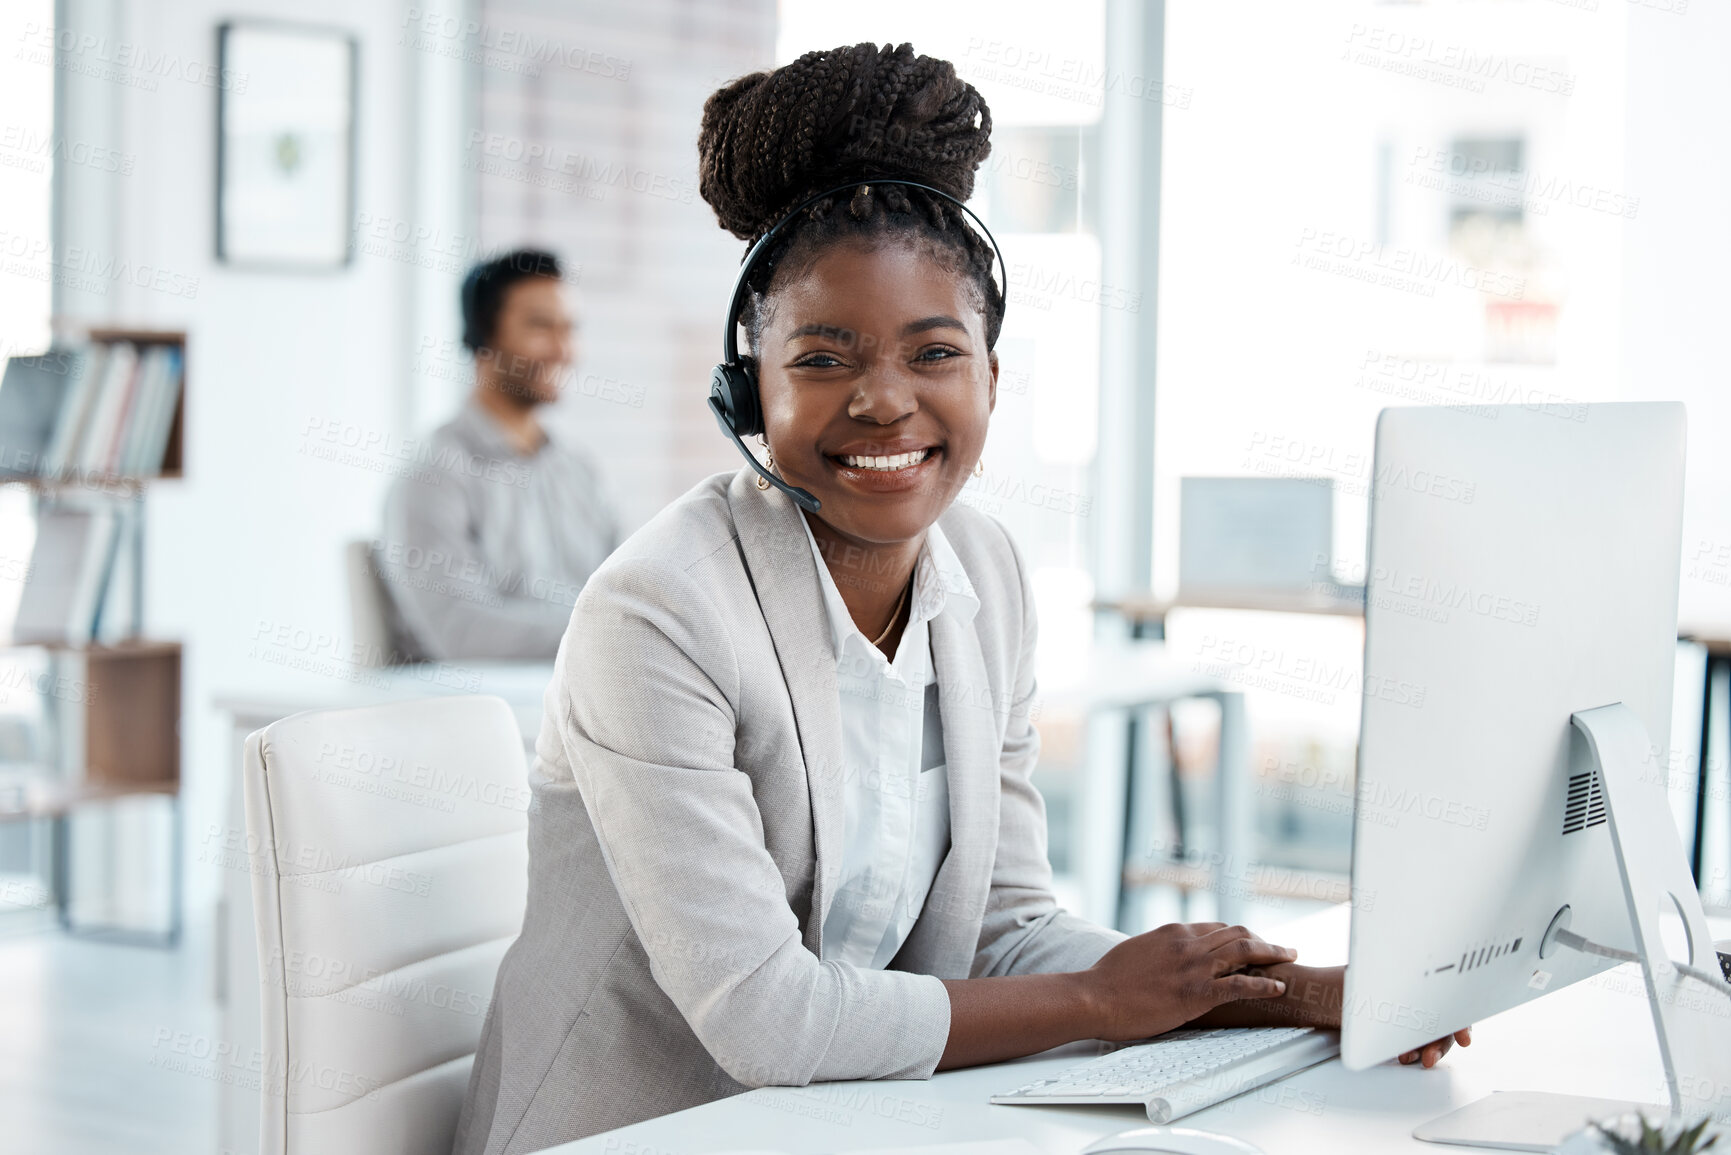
[869,575,912,648]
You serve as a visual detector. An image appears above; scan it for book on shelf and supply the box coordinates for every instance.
[40,343,107,477]
[91,506,139,644]
[121,345,183,477]
[0,348,89,478]
[0,337,183,482]
[11,505,122,646]
[76,342,137,477]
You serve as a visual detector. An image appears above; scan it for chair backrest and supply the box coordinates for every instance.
[345,540,395,666]
[242,695,529,1155]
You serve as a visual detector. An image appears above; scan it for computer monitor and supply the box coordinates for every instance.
[1342,402,1731,1147]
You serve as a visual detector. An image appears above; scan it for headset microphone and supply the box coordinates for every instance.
[708,178,1007,517]
[706,391,822,513]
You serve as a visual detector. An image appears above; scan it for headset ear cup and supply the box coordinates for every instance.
[460,266,484,353]
[734,357,762,438]
[709,362,763,439]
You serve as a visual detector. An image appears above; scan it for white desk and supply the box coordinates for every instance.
[537,903,1730,1155]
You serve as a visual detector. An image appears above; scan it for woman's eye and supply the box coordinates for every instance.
[915,346,962,362]
[795,353,844,368]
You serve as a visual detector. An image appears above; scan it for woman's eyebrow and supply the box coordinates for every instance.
[784,322,857,343]
[782,316,968,343]
[902,314,967,336]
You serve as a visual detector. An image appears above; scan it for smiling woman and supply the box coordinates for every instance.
[695,43,1007,655]
[450,41,1459,1155]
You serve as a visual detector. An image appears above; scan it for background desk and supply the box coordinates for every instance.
[1034,639,1249,929]
[540,903,1731,1155]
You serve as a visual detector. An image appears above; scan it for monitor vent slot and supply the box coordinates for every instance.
[1432,935,1523,976]
[1563,770,1606,835]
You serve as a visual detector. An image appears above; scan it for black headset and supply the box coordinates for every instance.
[707,178,1008,513]
[459,262,488,352]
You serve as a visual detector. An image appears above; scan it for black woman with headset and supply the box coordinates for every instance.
[453,42,1466,1155]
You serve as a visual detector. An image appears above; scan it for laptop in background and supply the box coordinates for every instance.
[1178,477,1358,603]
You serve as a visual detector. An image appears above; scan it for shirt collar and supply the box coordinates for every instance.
[797,512,981,659]
[455,393,563,459]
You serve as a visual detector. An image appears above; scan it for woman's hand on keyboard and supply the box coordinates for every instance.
[1083,922,1298,1042]
[1189,960,1340,1029]
[1202,964,1474,1069]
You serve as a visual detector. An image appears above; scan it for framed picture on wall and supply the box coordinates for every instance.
[215,21,357,269]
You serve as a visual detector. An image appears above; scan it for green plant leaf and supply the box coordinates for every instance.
[1590,1113,1722,1155]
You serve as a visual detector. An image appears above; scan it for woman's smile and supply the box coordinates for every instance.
[825,444,943,493]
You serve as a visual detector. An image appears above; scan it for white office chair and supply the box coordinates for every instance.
[345,539,397,666]
[242,695,529,1155]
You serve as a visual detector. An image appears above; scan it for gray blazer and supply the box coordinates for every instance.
[453,467,1126,1155]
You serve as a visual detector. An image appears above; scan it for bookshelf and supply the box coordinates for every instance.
[81,327,185,481]
[0,326,186,945]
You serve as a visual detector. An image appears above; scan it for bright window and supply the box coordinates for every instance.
[0,0,57,358]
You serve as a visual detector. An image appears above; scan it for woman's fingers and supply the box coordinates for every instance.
[1205,931,1300,972]
[1213,972,1288,1002]
[1194,924,1256,949]
[1396,1045,1444,1065]
[1398,1028,1472,1067]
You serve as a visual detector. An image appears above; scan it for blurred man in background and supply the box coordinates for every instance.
[378,249,620,661]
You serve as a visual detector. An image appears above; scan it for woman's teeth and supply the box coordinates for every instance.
[838,448,933,471]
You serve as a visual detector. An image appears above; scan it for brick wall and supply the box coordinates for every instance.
[473,0,776,530]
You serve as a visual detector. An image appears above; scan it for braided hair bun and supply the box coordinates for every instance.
[698,43,1004,350]
[699,42,993,241]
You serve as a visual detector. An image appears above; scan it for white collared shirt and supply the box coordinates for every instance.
[798,511,981,969]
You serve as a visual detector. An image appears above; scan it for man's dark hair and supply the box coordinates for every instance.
[697,42,1003,353]
[459,249,563,354]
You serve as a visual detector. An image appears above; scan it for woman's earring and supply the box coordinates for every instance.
[973,458,985,478]
[757,446,774,490]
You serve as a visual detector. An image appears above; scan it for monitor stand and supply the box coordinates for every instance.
[1413,703,1731,1151]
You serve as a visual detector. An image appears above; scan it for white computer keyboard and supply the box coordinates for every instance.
[990,1026,1340,1124]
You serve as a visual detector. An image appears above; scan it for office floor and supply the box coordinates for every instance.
[0,919,217,1154]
